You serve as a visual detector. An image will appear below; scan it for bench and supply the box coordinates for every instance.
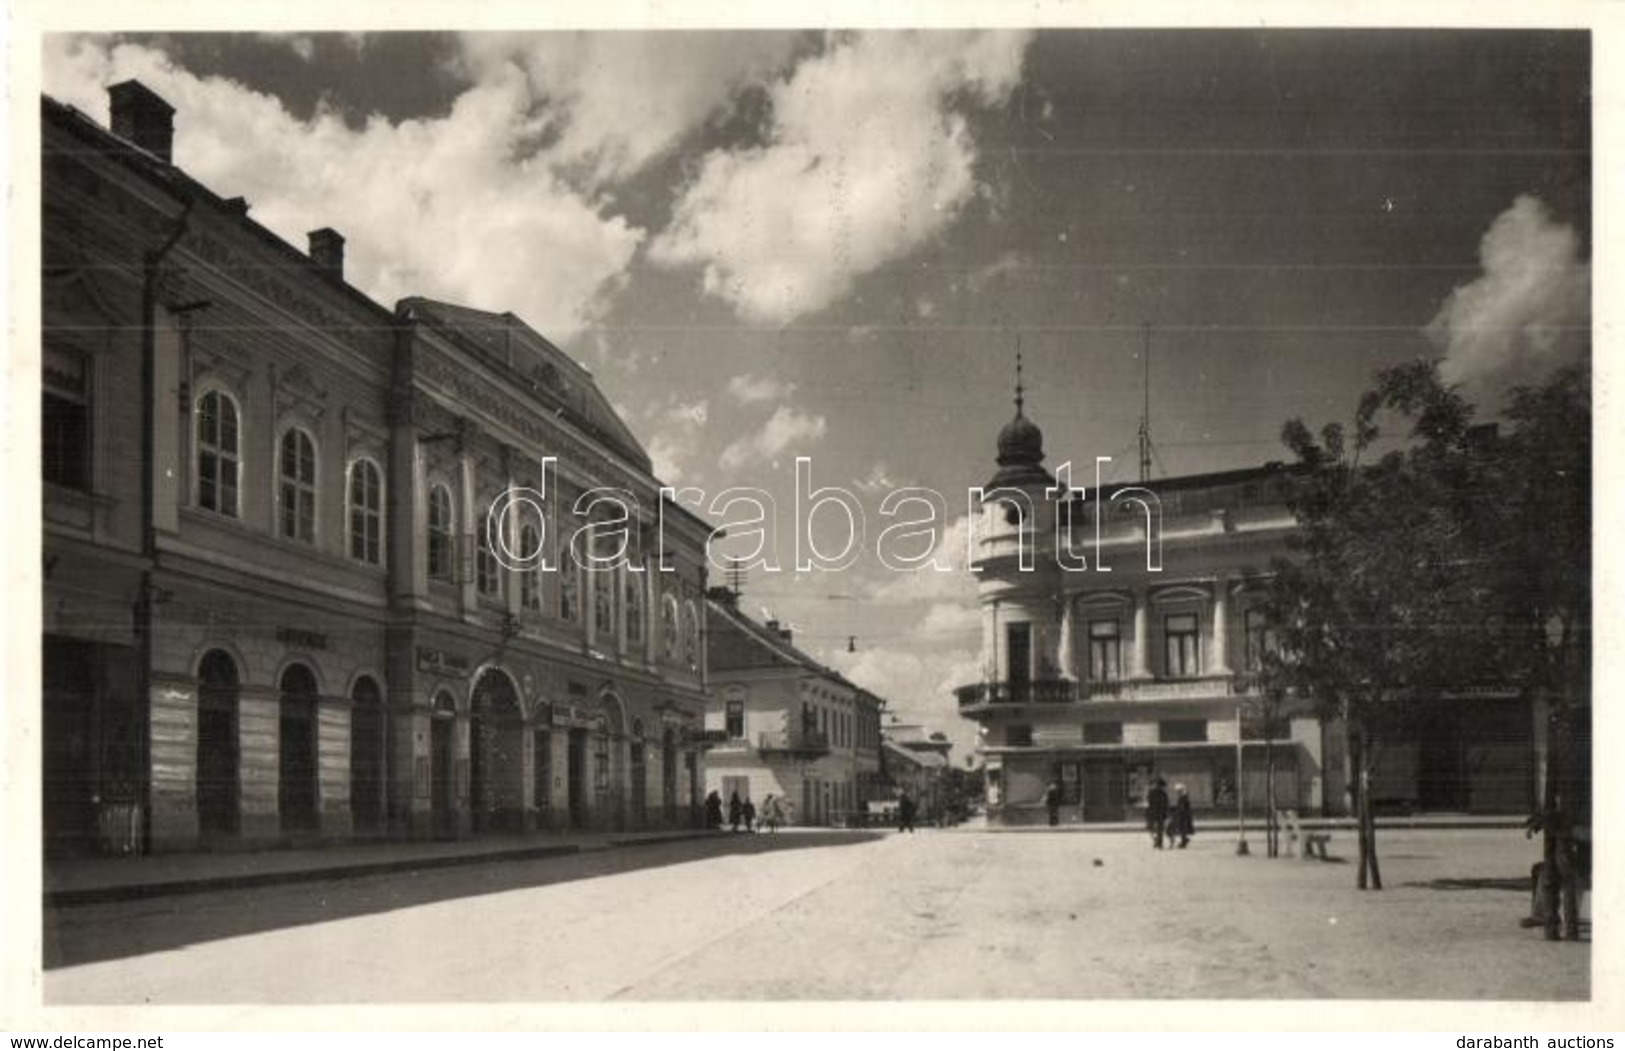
[1277,808,1331,860]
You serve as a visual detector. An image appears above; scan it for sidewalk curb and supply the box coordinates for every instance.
[45,832,725,909]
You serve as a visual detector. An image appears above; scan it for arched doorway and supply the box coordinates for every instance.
[279,664,320,834]
[630,719,647,831]
[470,668,523,834]
[196,649,240,841]
[662,727,678,826]
[430,692,457,839]
[595,692,627,831]
[350,676,385,835]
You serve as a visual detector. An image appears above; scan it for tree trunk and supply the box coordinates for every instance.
[1353,723,1382,890]
[1350,724,1368,890]
[1265,734,1278,858]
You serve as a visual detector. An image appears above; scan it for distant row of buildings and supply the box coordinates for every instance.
[41,80,953,858]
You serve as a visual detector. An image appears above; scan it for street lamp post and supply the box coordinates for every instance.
[1235,701,1250,856]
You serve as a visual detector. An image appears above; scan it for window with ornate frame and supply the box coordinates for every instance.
[43,348,90,491]
[625,576,644,646]
[1244,607,1276,672]
[662,594,679,660]
[427,484,453,580]
[1164,612,1200,678]
[520,525,543,611]
[348,458,383,564]
[684,599,700,669]
[278,427,317,543]
[1088,618,1121,681]
[196,388,241,517]
[476,503,501,597]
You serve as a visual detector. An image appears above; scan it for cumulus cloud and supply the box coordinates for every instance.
[1427,195,1590,403]
[867,513,978,604]
[642,396,710,483]
[257,33,316,63]
[44,36,646,339]
[718,405,827,469]
[726,373,795,404]
[649,30,1032,324]
[455,31,799,190]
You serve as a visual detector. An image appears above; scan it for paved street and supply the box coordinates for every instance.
[44,827,1586,1002]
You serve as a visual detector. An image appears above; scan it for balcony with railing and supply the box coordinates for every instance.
[955,679,1083,711]
[758,729,830,758]
[958,673,1262,712]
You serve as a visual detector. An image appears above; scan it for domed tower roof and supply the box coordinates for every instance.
[988,349,1055,489]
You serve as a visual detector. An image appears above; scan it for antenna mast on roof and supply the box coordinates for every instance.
[1138,322,1159,483]
[726,557,747,601]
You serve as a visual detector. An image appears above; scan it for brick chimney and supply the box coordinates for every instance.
[108,80,176,164]
[307,228,346,282]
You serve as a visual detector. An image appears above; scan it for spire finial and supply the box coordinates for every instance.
[1014,338,1025,415]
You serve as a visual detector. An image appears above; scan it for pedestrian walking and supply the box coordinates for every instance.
[1170,783,1195,849]
[1045,781,1061,827]
[1146,777,1170,849]
[762,794,784,833]
[742,796,757,833]
[704,790,724,830]
[728,791,743,833]
[897,790,917,833]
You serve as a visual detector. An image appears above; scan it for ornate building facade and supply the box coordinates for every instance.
[959,382,1537,825]
[42,80,712,856]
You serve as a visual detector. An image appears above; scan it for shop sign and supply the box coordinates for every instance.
[417,647,470,674]
[277,626,328,650]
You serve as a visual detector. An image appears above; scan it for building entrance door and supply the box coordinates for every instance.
[1082,759,1127,822]
[532,729,552,829]
[567,729,588,829]
[430,711,454,840]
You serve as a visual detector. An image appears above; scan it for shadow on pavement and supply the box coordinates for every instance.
[1400,876,1532,893]
[44,831,882,970]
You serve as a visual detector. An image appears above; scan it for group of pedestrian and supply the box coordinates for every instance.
[703,790,791,833]
[1145,776,1195,849]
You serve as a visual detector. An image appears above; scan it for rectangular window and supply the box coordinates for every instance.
[1164,612,1200,677]
[1158,718,1208,744]
[43,350,90,490]
[1244,608,1276,672]
[1083,721,1123,745]
[725,700,744,740]
[1088,619,1121,681]
[1005,724,1034,748]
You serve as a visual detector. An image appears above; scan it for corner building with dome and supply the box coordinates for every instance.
[959,380,1541,826]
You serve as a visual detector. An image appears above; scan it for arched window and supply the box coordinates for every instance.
[520,524,542,611]
[348,459,383,564]
[560,564,579,621]
[662,594,679,660]
[427,484,453,580]
[476,503,501,597]
[196,389,240,517]
[625,574,644,646]
[594,569,615,636]
[278,427,317,543]
[684,600,700,669]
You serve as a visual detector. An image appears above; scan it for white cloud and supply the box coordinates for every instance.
[43,36,659,339]
[646,433,689,485]
[455,31,799,189]
[825,643,982,757]
[1427,195,1590,404]
[963,250,1025,294]
[663,398,710,427]
[917,601,981,638]
[867,513,978,604]
[851,462,895,494]
[257,33,316,63]
[649,30,1033,324]
[718,405,827,469]
[726,373,795,404]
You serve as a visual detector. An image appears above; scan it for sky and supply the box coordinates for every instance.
[39,29,1591,759]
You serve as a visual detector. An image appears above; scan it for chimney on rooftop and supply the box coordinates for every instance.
[307,228,346,282]
[108,80,175,164]
[779,628,793,644]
